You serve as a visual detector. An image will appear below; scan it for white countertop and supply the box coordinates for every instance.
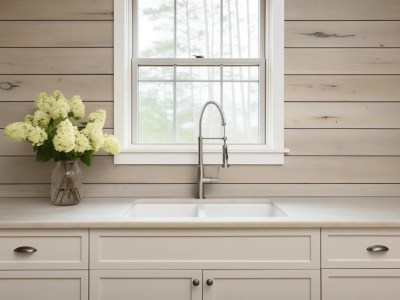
[0,197,400,228]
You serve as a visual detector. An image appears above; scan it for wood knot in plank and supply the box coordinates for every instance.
[318,115,338,119]
[303,32,355,38]
[0,82,19,91]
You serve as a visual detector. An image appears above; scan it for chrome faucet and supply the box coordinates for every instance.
[198,101,229,199]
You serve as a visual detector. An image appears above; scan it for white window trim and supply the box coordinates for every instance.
[114,0,286,165]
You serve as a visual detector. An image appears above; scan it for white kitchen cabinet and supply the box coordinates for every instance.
[322,228,400,300]
[90,228,320,300]
[5,226,400,299]
[0,229,89,300]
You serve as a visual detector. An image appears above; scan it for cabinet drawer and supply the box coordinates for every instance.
[91,228,320,269]
[0,270,88,300]
[0,229,88,269]
[322,228,400,268]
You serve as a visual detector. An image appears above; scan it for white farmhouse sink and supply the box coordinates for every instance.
[126,203,199,218]
[124,199,287,219]
[202,203,285,218]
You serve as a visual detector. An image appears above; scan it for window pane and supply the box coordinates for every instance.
[138,82,174,143]
[138,0,174,58]
[138,0,260,59]
[222,0,259,58]
[138,66,174,81]
[136,65,260,144]
[223,66,259,81]
[176,0,222,58]
[223,82,259,143]
[176,82,221,143]
[176,66,220,81]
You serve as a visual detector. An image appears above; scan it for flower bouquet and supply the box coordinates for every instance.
[4,90,120,205]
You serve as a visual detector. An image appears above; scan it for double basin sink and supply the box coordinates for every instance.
[124,199,287,219]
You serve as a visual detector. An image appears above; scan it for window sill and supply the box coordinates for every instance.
[114,146,288,165]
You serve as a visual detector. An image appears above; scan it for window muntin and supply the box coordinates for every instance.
[133,0,264,145]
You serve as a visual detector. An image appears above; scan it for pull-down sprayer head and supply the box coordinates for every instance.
[198,101,229,168]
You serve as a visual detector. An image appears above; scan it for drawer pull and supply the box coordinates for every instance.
[14,246,37,254]
[367,245,389,252]
[192,279,200,286]
[206,279,214,286]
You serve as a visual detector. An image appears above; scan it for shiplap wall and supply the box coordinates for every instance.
[1,0,400,198]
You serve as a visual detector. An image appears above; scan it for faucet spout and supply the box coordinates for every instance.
[198,101,227,137]
[198,101,229,199]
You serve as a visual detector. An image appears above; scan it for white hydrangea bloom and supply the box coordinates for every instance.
[87,109,106,128]
[53,119,75,152]
[32,110,51,128]
[51,90,66,102]
[34,92,54,113]
[82,122,104,152]
[74,131,92,153]
[4,122,30,141]
[102,134,120,155]
[73,125,79,135]
[24,114,34,125]
[49,98,70,120]
[26,125,48,146]
[69,95,85,120]
[5,90,120,161]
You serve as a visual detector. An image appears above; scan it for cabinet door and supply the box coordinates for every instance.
[203,270,320,300]
[0,270,88,300]
[91,270,202,300]
[322,269,400,300]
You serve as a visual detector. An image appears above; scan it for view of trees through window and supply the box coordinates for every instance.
[136,0,262,144]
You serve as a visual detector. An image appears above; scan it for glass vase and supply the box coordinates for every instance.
[51,160,82,205]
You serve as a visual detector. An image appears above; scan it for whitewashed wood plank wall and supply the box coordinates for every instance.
[0,0,399,198]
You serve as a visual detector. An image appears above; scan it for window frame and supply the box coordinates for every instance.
[114,0,286,165]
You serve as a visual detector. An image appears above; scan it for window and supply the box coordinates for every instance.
[114,0,285,164]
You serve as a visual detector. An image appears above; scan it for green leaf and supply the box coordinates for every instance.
[35,148,52,162]
[80,151,93,167]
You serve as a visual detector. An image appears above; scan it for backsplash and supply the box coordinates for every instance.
[0,0,399,198]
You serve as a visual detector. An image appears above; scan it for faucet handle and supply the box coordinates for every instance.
[205,166,220,183]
